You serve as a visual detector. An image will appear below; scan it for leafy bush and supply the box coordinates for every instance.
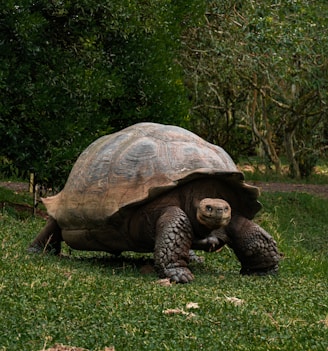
[0,1,204,187]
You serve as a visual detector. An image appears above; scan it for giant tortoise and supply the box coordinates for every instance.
[29,122,281,283]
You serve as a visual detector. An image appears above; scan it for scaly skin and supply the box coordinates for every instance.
[153,200,230,283]
[201,216,282,274]
[28,198,231,283]
[154,206,194,283]
[226,214,282,275]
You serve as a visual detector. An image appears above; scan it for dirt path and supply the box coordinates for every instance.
[1,180,328,199]
[249,181,328,199]
[0,181,32,193]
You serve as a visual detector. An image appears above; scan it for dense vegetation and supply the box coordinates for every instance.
[1,0,327,186]
[0,185,327,350]
[181,0,328,175]
[0,0,204,185]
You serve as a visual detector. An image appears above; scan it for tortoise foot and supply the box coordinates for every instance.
[28,217,62,255]
[227,215,282,275]
[163,267,194,284]
[27,244,43,254]
[27,242,61,255]
[189,250,204,263]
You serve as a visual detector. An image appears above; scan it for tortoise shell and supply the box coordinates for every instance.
[43,123,261,228]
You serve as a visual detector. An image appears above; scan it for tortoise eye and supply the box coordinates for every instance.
[224,206,229,212]
[206,205,213,212]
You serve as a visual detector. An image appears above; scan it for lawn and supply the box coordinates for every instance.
[0,186,327,351]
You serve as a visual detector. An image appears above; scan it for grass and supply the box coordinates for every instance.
[0,184,30,203]
[0,185,38,219]
[0,186,327,351]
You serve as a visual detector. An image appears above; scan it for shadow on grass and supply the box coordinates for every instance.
[36,248,242,282]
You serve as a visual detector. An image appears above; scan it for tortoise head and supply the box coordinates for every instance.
[197,198,231,230]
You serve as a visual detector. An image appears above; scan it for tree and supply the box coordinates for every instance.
[180,0,328,177]
[180,3,253,160]
[0,0,204,186]
[244,0,328,177]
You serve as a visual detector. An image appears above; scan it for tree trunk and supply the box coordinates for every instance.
[261,94,281,174]
[249,80,281,174]
[284,127,300,178]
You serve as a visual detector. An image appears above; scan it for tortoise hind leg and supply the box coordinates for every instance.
[28,216,62,255]
[154,206,194,283]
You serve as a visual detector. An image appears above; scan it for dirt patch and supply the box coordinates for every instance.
[0,181,48,218]
[0,181,30,193]
[250,181,328,199]
[0,201,48,218]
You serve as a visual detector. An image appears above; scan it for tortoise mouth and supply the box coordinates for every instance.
[197,213,231,229]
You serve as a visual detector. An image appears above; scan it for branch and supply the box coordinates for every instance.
[240,73,292,110]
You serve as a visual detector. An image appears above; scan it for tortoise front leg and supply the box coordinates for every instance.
[227,214,282,275]
[189,228,229,263]
[192,227,229,252]
[154,206,194,283]
[28,216,62,255]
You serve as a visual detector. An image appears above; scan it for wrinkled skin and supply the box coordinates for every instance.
[225,215,281,275]
[194,215,281,275]
[29,179,281,283]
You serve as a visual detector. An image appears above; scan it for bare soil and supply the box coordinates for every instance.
[249,181,328,199]
[0,181,31,193]
[0,181,48,217]
[1,180,328,202]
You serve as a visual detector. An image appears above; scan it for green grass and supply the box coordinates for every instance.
[0,185,32,206]
[0,185,36,219]
[0,187,327,351]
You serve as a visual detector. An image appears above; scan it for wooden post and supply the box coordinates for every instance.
[33,184,38,216]
[29,173,34,193]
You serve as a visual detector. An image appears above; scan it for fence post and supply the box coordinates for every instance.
[29,172,34,193]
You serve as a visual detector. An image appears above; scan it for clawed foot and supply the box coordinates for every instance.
[27,244,43,254]
[192,229,228,252]
[27,242,61,255]
[189,250,204,263]
[163,267,194,284]
[226,215,282,275]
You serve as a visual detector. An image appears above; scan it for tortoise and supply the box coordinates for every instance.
[29,122,281,283]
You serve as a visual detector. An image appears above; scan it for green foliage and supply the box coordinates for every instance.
[0,1,204,186]
[180,1,253,159]
[0,187,327,350]
[260,192,327,257]
[0,156,25,179]
[181,0,328,175]
[2,0,328,184]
